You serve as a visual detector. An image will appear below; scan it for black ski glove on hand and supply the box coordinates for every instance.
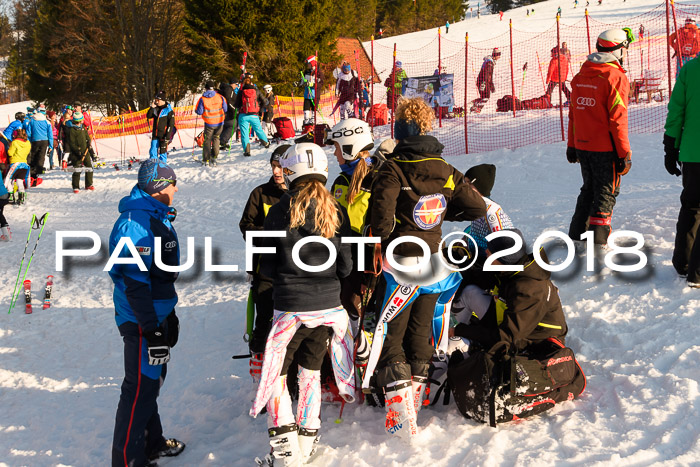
[616,152,632,176]
[663,133,681,176]
[144,326,170,365]
[566,147,578,163]
[166,311,179,348]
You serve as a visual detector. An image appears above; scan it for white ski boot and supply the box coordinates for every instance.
[384,380,418,441]
[298,427,320,462]
[412,376,428,413]
[265,424,302,467]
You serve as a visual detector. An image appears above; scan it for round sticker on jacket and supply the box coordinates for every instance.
[413,193,447,230]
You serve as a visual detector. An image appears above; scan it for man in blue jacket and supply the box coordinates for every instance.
[195,80,227,166]
[108,159,185,466]
[26,106,53,179]
[1,112,25,153]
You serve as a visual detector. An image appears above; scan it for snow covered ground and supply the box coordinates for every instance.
[2,1,699,465]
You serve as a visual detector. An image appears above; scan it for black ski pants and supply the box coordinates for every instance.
[568,150,621,244]
[202,125,223,163]
[69,151,93,189]
[220,118,236,148]
[673,162,700,283]
[546,80,571,101]
[250,277,274,355]
[280,325,332,375]
[112,321,167,467]
[28,140,48,177]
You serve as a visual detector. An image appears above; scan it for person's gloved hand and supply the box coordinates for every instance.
[616,152,632,176]
[143,326,170,365]
[166,311,179,348]
[566,147,578,163]
[663,133,681,176]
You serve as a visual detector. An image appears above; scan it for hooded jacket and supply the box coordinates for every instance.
[108,185,179,332]
[546,53,570,84]
[27,113,54,148]
[260,189,352,312]
[196,90,228,127]
[665,56,700,163]
[568,52,630,159]
[477,56,497,93]
[370,135,486,256]
[454,252,568,352]
[8,137,31,164]
[2,120,22,141]
[234,83,268,115]
[146,103,175,139]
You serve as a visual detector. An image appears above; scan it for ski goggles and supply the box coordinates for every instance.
[153,178,176,187]
[622,27,636,46]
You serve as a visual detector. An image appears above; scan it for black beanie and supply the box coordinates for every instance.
[270,144,291,163]
[487,228,527,265]
[465,163,496,197]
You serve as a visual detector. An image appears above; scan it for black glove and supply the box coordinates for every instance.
[166,311,179,348]
[663,133,681,176]
[143,326,170,365]
[159,139,168,153]
[566,147,578,163]
[616,152,632,176]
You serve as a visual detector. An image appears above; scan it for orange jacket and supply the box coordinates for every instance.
[669,24,700,57]
[546,54,569,83]
[567,53,630,159]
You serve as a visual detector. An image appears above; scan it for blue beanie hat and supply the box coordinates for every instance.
[394,119,421,141]
[487,228,527,265]
[138,159,177,195]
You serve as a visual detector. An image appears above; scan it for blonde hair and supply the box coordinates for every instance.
[395,97,434,134]
[347,150,372,204]
[289,179,341,238]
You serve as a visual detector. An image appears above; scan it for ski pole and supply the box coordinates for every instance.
[519,62,528,100]
[191,112,200,160]
[9,214,36,314]
[232,353,252,360]
[19,213,49,296]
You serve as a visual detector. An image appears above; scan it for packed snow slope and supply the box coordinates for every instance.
[1,125,699,466]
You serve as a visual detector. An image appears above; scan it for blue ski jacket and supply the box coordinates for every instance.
[27,113,54,149]
[2,120,22,141]
[109,185,179,331]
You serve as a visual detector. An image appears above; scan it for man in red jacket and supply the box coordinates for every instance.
[545,46,571,102]
[567,28,633,246]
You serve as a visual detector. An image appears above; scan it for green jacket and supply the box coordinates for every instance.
[68,124,91,156]
[665,56,700,163]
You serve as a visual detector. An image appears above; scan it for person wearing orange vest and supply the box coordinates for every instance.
[566,28,633,246]
[195,80,228,166]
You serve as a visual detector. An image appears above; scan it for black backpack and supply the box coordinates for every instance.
[446,338,586,427]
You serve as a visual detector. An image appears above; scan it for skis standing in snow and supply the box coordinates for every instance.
[238,145,289,382]
[108,159,185,466]
[250,143,355,465]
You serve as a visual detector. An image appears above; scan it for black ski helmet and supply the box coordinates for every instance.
[15,112,25,121]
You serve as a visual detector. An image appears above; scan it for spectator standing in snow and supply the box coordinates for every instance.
[335,62,360,120]
[219,79,238,151]
[74,104,97,162]
[235,73,270,157]
[359,80,371,119]
[664,55,700,288]
[67,112,94,193]
[567,28,633,246]
[46,111,59,169]
[58,108,73,169]
[297,55,318,126]
[384,60,407,114]
[146,91,175,163]
[669,18,700,77]
[195,80,228,166]
[261,84,275,138]
[238,144,289,381]
[446,21,450,33]
[546,46,572,102]
[109,158,186,467]
[470,47,501,113]
[26,105,53,180]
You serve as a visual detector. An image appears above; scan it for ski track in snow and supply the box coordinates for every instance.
[2,1,700,465]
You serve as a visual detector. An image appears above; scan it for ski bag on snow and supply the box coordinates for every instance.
[447,338,586,427]
[272,117,295,140]
[496,95,523,112]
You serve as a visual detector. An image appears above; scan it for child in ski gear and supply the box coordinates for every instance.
[26,106,53,178]
[567,28,633,245]
[384,61,407,113]
[67,112,94,192]
[147,90,175,163]
[359,80,371,119]
[261,84,275,138]
[335,62,360,120]
[195,80,228,166]
[669,18,700,77]
[235,73,270,157]
[6,129,31,205]
[251,143,355,466]
[546,46,571,102]
[664,55,700,288]
[109,159,185,466]
[471,48,501,113]
[239,145,289,380]
[297,55,318,126]
[365,97,486,440]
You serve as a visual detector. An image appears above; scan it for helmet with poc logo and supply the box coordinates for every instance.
[325,118,374,160]
[280,143,329,186]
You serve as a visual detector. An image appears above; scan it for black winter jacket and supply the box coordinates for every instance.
[370,135,486,256]
[260,191,352,312]
[146,104,175,140]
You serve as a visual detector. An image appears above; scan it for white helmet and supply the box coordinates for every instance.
[326,118,374,160]
[263,84,272,93]
[280,143,329,186]
[596,28,634,62]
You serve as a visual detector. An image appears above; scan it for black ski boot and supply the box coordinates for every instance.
[148,438,186,461]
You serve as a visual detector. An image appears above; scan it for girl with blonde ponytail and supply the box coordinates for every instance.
[251,143,355,466]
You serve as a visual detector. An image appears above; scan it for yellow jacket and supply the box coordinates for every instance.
[9,138,31,164]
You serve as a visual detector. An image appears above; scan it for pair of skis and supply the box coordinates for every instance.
[9,213,49,314]
[23,275,53,314]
